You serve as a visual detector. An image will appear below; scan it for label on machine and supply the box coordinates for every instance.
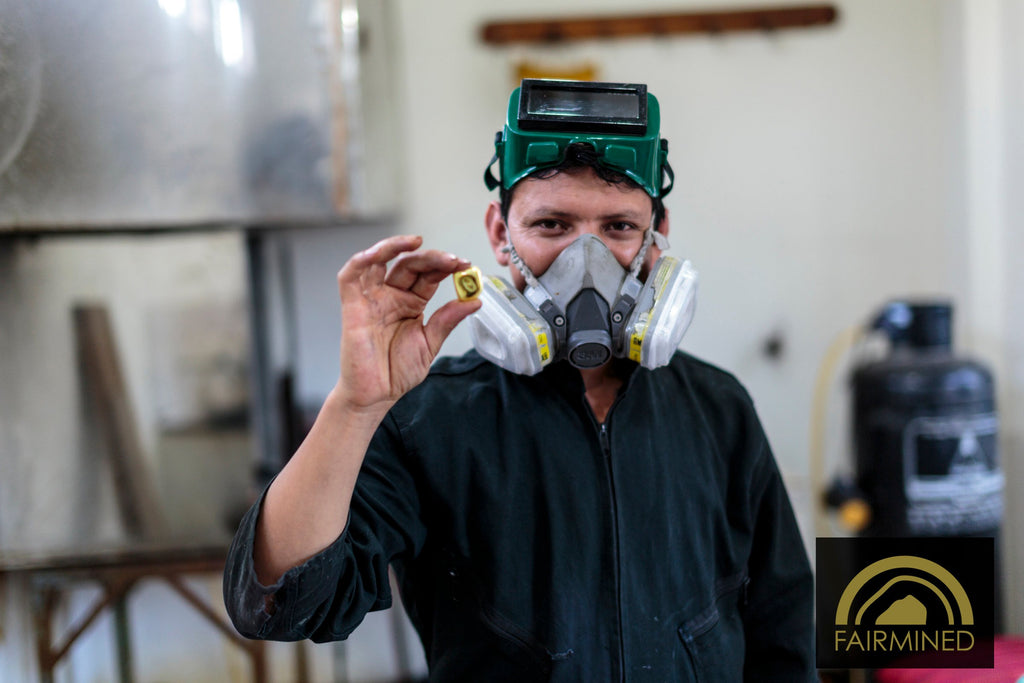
[902,414,1002,535]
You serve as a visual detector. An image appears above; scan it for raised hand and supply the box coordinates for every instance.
[252,234,481,584]
[334,234,482,413]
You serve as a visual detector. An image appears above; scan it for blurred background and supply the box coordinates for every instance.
[1,0,1021,680]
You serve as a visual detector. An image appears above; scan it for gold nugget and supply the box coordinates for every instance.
[454,266,482,301]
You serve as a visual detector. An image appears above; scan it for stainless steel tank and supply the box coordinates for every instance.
[0,0,398,231]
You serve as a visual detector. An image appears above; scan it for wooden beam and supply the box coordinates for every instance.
[74,304,169,541]
[481,5,838,45]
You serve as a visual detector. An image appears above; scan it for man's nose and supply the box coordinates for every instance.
[573,227,637,269]
[575,224,619,251]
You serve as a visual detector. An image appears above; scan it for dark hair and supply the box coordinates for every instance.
[499,142,667,229]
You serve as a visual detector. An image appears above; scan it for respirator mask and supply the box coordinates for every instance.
[471,78,698,375]
[469,232,697,375]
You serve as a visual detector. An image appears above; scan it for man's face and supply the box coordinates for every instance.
[485,167,665,290]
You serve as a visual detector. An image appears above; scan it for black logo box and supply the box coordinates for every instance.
[816,537,994,669]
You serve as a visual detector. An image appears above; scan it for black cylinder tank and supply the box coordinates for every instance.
[851,301,1002,539]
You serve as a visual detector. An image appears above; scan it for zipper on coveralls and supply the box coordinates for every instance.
[598,419,626,682]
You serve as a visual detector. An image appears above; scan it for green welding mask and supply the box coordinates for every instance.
[484,79,674,198]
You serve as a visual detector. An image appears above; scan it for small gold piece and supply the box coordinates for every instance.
[454,266,483,301]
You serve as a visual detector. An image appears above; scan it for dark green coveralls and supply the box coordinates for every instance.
[224,351,815,682]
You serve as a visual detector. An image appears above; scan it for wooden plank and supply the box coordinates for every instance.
[481,5,838,45]
[73,304,169,541]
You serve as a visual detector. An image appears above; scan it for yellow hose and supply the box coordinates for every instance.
[810,326,864,538]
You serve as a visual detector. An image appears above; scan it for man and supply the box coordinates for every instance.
[224,80,815,681]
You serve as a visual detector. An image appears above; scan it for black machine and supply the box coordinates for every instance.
[849,301,1001,538]
[827,299,1004,628]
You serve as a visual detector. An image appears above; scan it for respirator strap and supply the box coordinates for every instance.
[628,217,672,278]
[502,240,568,355]
[628,228,655,277]
[627,223,655,277]
[502,242,543,290]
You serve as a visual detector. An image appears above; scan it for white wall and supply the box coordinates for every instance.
[930,0,1024,635]
[1001,0,1024,640]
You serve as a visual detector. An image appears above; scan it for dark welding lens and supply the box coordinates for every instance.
[517,80,647,135]
[528,90,639,119]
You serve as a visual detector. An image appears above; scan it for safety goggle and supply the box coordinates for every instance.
[484,79,674,198]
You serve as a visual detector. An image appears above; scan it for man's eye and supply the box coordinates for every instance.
[607,222,639,233]
[535,220,564,231]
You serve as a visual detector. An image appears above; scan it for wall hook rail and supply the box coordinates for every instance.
[481,5,838,45]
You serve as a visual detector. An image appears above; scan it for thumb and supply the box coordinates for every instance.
[424,299,482,356]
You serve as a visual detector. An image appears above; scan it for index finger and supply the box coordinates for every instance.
[337,234,423,286]
[383,249,471,292]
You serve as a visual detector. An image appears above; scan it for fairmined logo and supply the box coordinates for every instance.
[817,538,993,669]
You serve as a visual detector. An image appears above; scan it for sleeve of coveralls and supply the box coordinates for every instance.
[222,411,427,642]
[741,444,817,683]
